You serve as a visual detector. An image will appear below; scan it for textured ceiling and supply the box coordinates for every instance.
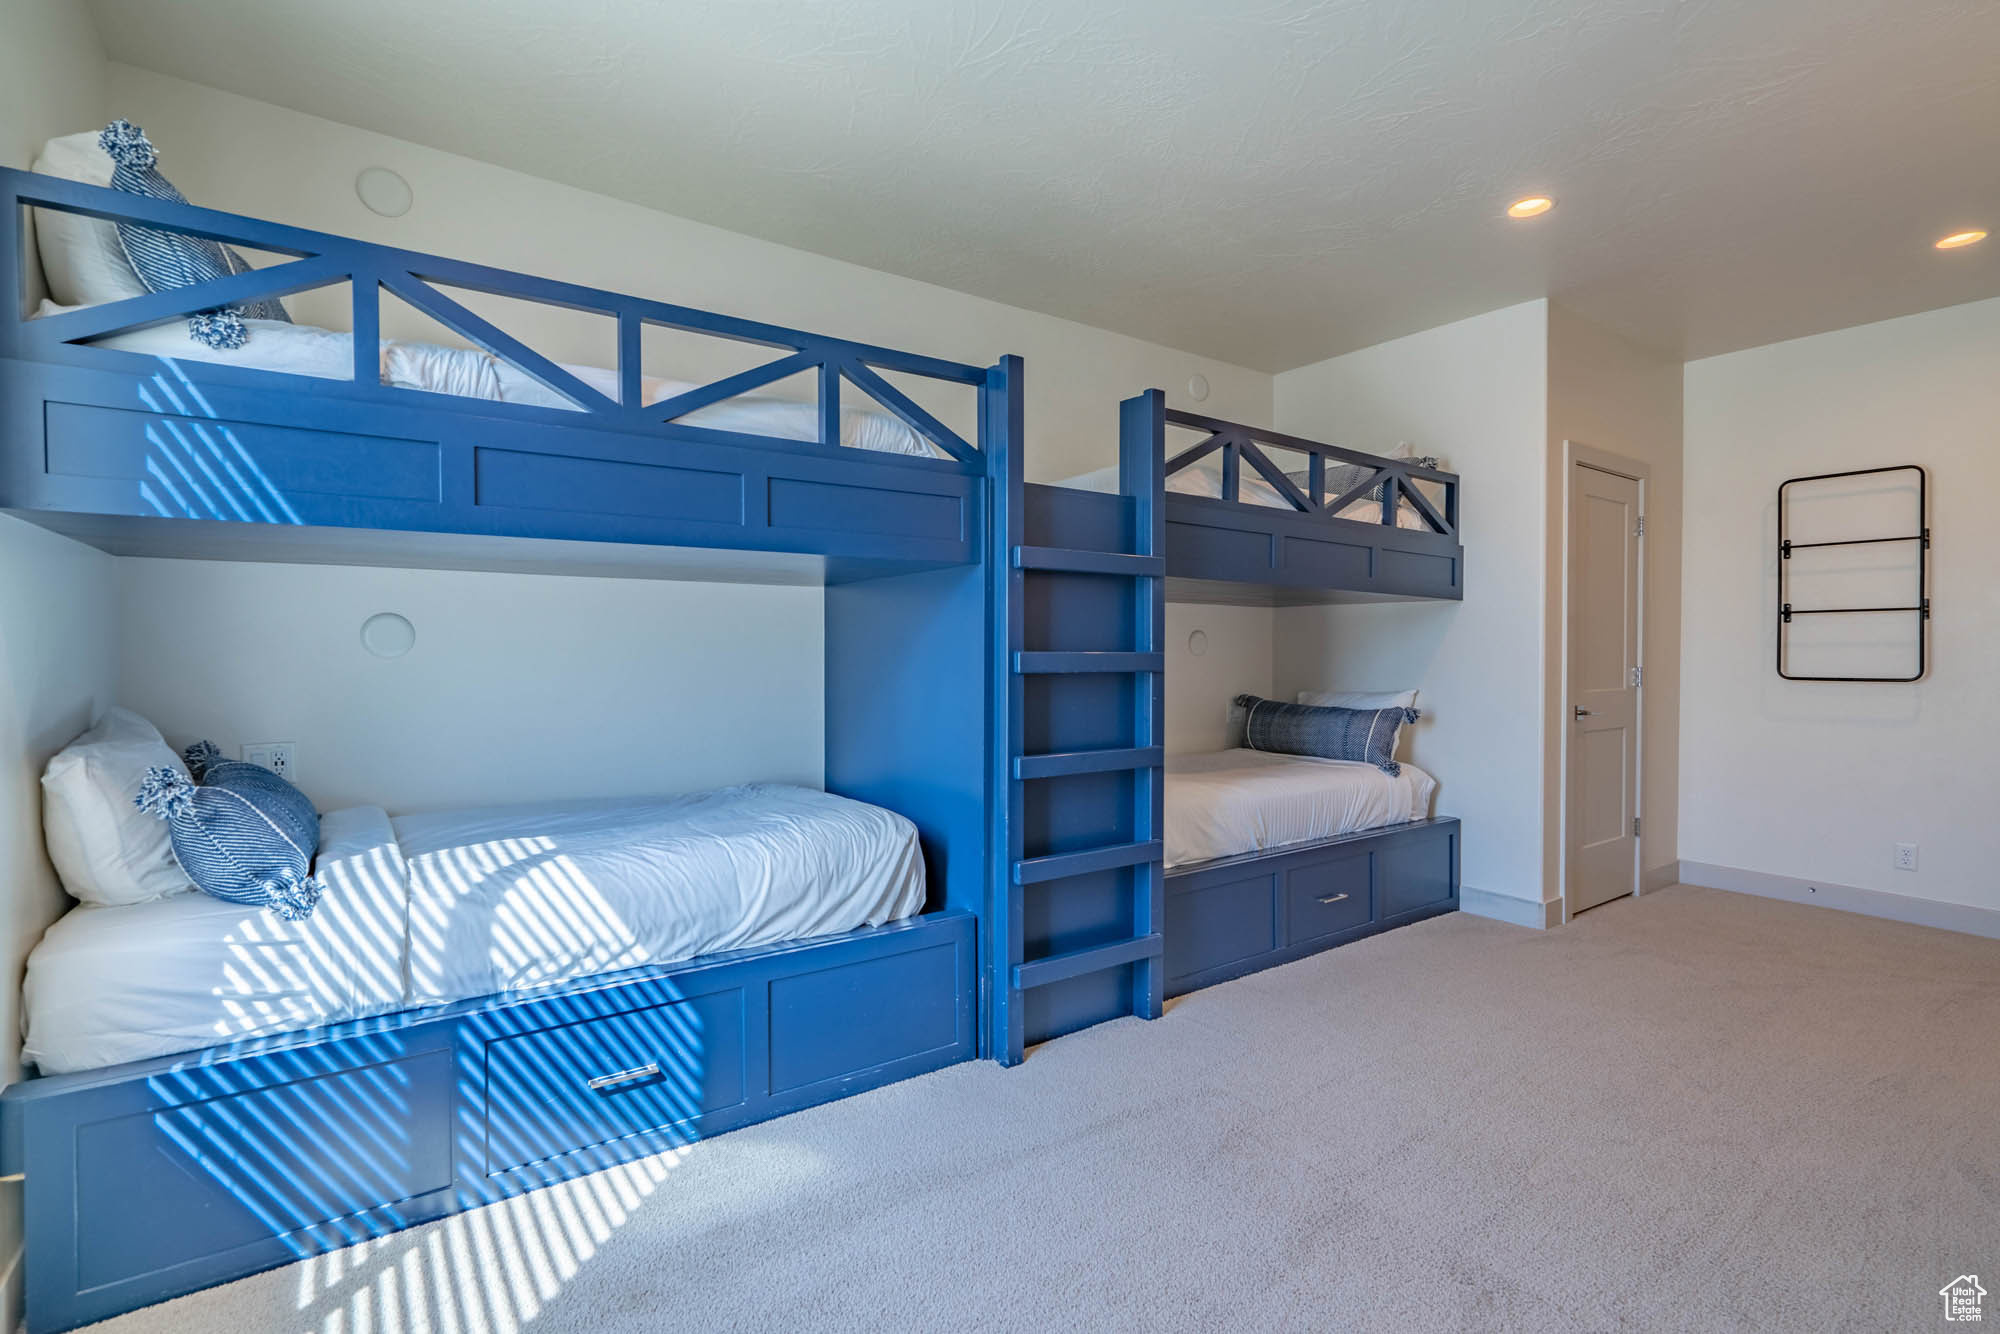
[84,0,2000,371]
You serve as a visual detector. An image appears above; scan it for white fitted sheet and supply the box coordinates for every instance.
[35,301,938,458]
[1164,749,1436,869]
[22,785,925,1075]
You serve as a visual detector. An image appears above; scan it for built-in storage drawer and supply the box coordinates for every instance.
[1379,827,1457,917]
[1282,853,1373,943]
[484,989,747,1174]
[1165,871,1278,985]
[72,1048,455,1294]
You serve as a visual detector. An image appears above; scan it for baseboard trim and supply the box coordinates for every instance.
[1460,887,1561,930]
[1677,861,2000,942]
[1641,863,1678,894]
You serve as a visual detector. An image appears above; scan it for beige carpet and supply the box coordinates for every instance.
[88,885,2000,1333]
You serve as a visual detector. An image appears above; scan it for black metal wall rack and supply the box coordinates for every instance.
[1777,464,1928,682]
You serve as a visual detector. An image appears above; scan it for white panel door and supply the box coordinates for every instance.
[1567,463,1641,914]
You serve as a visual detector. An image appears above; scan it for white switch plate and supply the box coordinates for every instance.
[1894,842,1918,871]
[242,742,296,781]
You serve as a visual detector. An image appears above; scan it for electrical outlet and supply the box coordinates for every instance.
[242,742,296,781]
[1894,842,1918,872]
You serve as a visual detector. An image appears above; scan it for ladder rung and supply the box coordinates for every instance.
[1013,546,1164,577]
[1012,934,1164,991]
[1014,840,1162,885]
[1014,652,1164,675]
[1014,746,1164,780]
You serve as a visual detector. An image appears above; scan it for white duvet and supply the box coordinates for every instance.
[34,300,937,458]
[1165,749,1436,869]
[1062,459,1439,531]
[22,784,925,1075]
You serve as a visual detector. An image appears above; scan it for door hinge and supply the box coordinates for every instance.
[1635,515,1645,538]
[1630,665,1643,688]
[1632,816,1642,838]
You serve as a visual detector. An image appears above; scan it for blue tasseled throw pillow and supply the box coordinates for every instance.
[97,120,289,349]
[1235,694,1419,775]
[135,741,324,920]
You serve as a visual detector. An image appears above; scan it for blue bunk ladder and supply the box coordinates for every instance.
[988,386,1168,1066]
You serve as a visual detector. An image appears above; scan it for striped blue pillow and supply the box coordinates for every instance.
[135,741,324,920]
[97,121,288,349]
[1235,694,1418,775]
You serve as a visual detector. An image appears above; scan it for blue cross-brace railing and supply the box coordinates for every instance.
[1162,408,1458,536]
[1,168,986,471]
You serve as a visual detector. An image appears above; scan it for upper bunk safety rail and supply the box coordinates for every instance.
[1162,407,1459,537]
[1,168,989,469]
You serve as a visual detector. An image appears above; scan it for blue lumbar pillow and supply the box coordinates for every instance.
[135,740,324,920]
[1235,694,1420,776]
[97,120,290,349]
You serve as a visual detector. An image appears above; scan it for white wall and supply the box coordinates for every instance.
[99,64,1271,483]
[1546,306,1684,891]
[1680,296,2000,915]
[0,0,109,1303]
[1164,603,1275,756]
[1272,302,1551,907]
[0,519,116,1302]
[3,0,106,305]
[116,560,824,815]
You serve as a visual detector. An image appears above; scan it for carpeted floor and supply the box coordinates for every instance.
[89,885,2000,1333]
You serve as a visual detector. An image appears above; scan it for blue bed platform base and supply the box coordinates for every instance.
[0,913,974,1334]
[1165,819,1460,994]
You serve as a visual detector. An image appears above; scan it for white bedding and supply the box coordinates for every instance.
[1062,459,1438,531]
[33,300,937,458]
[22,784,925,1075]
[1165,749,1436,869]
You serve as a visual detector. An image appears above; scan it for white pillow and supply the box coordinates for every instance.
[1297,688,1420,712]
[41,708,195,906]
[31,130,151,309]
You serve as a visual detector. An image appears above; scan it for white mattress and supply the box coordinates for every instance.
[1164,749,1436,869]
[1062,459,1437,530]
[33,300,937,458]
[22,785,925,1075]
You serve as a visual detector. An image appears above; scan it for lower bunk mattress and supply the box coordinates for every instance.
[1165,748,1437,869]
[23,783,925,1075]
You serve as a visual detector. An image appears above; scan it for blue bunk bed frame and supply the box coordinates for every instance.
[0,168,1035,1332]
[985,394,1462,1042]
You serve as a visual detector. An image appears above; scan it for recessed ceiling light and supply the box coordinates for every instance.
[1935,229,1987,250]
[1507,196,1555,219]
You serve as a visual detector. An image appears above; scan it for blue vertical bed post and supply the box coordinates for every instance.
[985,355,1026,1063]
[1121,389,1167,1021]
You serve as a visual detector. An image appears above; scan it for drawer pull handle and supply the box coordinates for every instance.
[1316,892,1351,904]
[586,1063,661,1092]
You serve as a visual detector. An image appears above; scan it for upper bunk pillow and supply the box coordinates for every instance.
[41,708,196,907]
[135,740,325,921]
[30,131,152,310]
[1234,693,1419,776]
[35,122,293,347]
[1298,688,1420,713]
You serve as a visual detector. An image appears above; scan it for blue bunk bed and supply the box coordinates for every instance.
[988,394,1461,1046]
[0,167,1015,1332]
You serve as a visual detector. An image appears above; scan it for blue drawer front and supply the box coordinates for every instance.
[1164,871,1278,985]
[43,400,440,509]
[473,446,745,525]
[484,989,747,1173]
[74,1048,455,1292]
[768,940,964,1094]
[1283,853,1373,942]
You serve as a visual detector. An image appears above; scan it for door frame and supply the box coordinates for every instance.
[1557,441,1649,925]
